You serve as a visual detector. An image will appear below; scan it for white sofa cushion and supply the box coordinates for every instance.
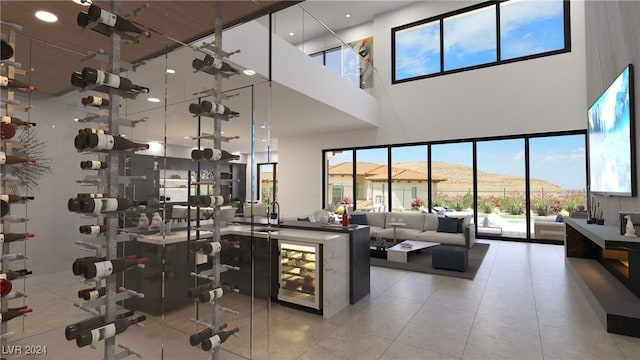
[366,212,387,228]
[416,230,466,246]
[377,228,423,241]
[385,213,425,230]
[424,213,439,231]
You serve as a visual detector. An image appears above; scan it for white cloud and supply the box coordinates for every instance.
[500,0,564,35]
[513,150,525,161]
[396,22,440,76]
[443,6,497,55]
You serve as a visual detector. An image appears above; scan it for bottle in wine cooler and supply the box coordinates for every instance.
[80,160,108,170]
[0,232,35,243]
[77,193,106,199]
[75,314,146,347]
[0,75,37,92]
[203,55,240,73]
[1,115,36,127]
[64,310,134,341]
[1,306,32,323]
[198,284,239,303]
[0,151,36,165]
[190,238,239,255]
[82,257,149,279]
[187,283,212,299]
[201,327,239,351]
[189,323,228,346]
[87,4,151,37]
[77,286,122,301]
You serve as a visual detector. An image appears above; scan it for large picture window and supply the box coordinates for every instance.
[392,0,570,84]
[323,130,586,243]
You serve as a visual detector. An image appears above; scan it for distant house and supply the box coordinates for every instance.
[327,162,447,210]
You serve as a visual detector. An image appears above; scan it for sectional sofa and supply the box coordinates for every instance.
[355,212,476,249]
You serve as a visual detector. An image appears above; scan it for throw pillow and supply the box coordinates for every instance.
[437,217,459,233]
[444,215,465,233]
[350,213,368,225]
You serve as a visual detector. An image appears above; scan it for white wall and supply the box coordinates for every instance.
[279,0,587,217]
[585,1,640,225]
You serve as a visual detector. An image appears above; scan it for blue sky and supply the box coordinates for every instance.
[328,135,586,190]
[395,0,565,80]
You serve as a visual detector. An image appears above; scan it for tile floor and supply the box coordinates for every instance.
[6,240,640,359]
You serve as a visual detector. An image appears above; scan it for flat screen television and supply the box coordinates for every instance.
[588,64,635,196]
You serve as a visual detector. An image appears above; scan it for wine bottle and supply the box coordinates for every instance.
[70,71,87,88]
[80,67,149,94]
[199,100,239,117]
[72,255,136,276]
[0,195,34,204]
[201,327,239,351]
[79,225,107,234]
[0,151,36,165]
[76,314,146,347]
[64,310,134,341]
[187,283,212,299]
[80,160,108,170]
[79,128,108,135]
[1,39,14,60]
[77,193,106,199]
[77,286,122,301]
[0,269,32,281]
[0,76,37,92]
[1,116,36,127]
[68,197,147,214]
[0,233,35,243]
[192,55,239,74]
[198,284,240,303]
[189,323,228,346]
[87,4,151,38]
[191,148,239,162]
[1,122,16,140]
[83,257,149,279]
[76,11,113,37]
[188,195,225,207]
[85,133,149,152]
[81,96,110,108]
[190,239,238,255]
[205,55,239,73]
[1,306,32,323]
[0,279,12,297]
[1,215,28,223]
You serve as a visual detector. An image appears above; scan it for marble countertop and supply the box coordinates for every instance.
[136,225,344,245]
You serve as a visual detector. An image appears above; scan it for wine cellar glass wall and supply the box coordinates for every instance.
[0,1,282,358]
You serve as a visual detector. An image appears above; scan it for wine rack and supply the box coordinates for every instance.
[186,16,241,359]
[278,241,321,310]
[0,21,33,347]
[66,2,150,359]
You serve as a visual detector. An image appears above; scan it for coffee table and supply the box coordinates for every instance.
[387,240,439,263]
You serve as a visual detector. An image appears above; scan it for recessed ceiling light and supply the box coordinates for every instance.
[73,118,79,122]
[166,68,176,74]
[121,134,127,137]
[147,97,161,103]
[345,14,351,18]
[35,10,58,23]
[221,131,225,135]
[243,69,256,76]
[72,0,92,6]
[289,32,294,36]
[184,136,190,139]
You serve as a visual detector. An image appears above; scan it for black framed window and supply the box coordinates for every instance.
[392,0,570,84]
[322,129,586,244]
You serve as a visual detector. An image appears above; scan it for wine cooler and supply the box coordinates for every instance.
[278,240,322,310]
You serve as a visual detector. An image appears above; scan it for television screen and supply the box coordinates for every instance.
[588,64,635,196]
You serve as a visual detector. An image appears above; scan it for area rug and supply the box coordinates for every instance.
[370,243,490,280]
